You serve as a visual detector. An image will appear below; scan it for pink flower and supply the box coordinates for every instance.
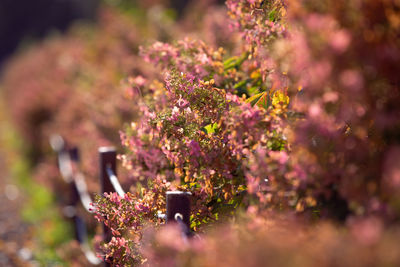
[177,95,189,108]
[189,140,201,157]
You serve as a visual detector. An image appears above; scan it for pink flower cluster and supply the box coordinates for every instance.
[140,38,225,82]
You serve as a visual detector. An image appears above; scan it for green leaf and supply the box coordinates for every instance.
[246,92,264,105]
[223,52,249,70]
[233,79,248,89]
[204,123,218,134]
[268,9,277,21]
[246,91,269,108]
[248,85,260,96]
[223,56,238,69]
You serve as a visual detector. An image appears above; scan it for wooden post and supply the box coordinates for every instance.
[99,147,116,267]
[67,147,81,242]
[99,147,116,195]
[66,147,89,245]
[166,191,191,235]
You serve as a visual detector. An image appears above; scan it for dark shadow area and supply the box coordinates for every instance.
[0,0,100,70]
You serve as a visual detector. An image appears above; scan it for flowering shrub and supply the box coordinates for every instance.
[94,0,291,263]
[94,0,400,265]
[94,192,160,265]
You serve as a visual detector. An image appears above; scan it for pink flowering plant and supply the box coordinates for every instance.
[93,0,400,265]
[2,0,399,265]
[93,0,291,263]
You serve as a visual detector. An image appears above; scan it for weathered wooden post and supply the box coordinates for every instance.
[99,147,117,267]
[99,147,116,196]
[166,191,192,236]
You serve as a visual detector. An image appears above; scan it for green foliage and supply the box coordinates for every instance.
[203,122,219,135]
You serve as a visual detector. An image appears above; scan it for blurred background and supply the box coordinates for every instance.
[0,0,99,70]
[0,0,202,70]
